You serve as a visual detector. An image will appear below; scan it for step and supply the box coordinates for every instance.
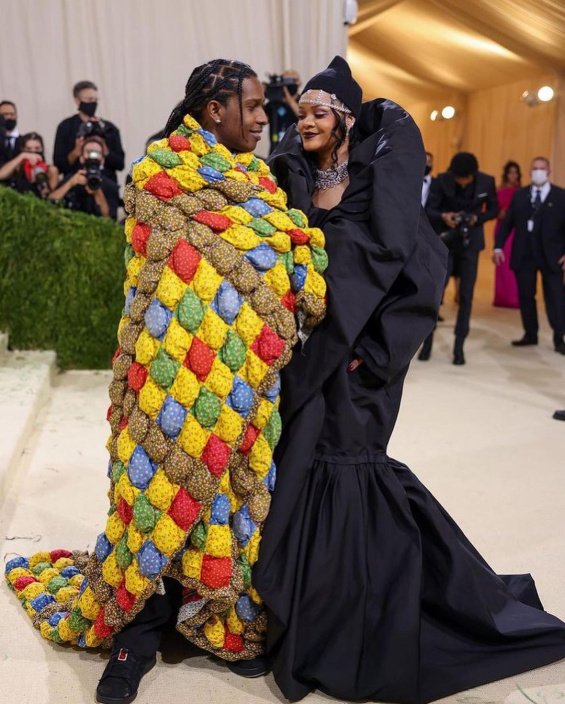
[0,348,57,504]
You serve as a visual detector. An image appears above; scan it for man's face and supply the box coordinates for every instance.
[0,103,17,124]
[454,174,474,188]
[80,140,104,166]
[531,158,550,179]
[75,88,98,110]
[214,77,268,153]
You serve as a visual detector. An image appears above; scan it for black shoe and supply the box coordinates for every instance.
[418,343,432,361]
[96,648,156,704]
[554,338,565,354]
[437,314,445,322]
[512,334,538,347]
[453,350,466,365]
[553,410,565,421]
[226,655,270,678]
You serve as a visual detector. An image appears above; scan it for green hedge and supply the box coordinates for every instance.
[0,187,125,369]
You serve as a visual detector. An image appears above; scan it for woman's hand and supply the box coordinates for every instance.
[347,358,364,372]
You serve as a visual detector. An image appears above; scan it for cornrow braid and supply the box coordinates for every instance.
[164,59,257,137]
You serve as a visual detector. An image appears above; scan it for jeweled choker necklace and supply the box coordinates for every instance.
[314,161,349,190]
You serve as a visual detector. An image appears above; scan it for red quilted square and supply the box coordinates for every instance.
[259,176,277,194]
[144,172,182,201]
[281,290,296,312]
[93,609,114,639]
[251,325,285,365]
[184,337,215,381]
[119,416,129,431]
[239,424,259,454]
[50,549,73,562]
[117,498,133,525]
[289,228,310,245]
[127,362,148,392]
[168,134,191,152]
[201,434,231,477]
[106,404,113,422]
[168,239,201,283]
[224,631,244,652]
[13,576,38,591]
[131,223,151,256]
[192,211,232,232]
[201,555,232,588]
[116,581,136,612]
[112,347,122,364]
[168,487,201,530]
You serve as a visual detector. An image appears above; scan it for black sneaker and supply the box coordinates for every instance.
[512,334,538,346]
[226,655,270,678]
[96,648,156,704]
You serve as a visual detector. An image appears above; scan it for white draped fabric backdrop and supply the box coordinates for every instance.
[0,0,347,179]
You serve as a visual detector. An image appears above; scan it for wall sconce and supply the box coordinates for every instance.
[430,105,457,121]
[521,86,555,106]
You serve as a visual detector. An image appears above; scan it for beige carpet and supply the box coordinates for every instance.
[1,292,565,704]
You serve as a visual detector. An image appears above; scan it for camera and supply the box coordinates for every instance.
[22,158,49,185]
[452,212,475,247]
[84,149,103,190]
[265,74,299,104]
[77,119,107,140]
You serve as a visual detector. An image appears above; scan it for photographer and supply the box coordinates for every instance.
[0,100,22,175]
[422,152,498,364]
[49,136,119,219]
[53,80,125,182]
[264,69,300,154]
[0,132,59,197]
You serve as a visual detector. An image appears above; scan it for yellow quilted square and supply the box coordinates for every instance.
[244,531,261,566]
[156,267,188,309]
[199,309,229,350]
[293,245,312,265]
[263,211,295,231]
[261,188,287,210]
[135,328,160,365]
[29,552,51,568]
[218,472,241,513]
[77,586,101,620]
[222,205,253,225]
[53,557,73,570]
[84,627,103,648]
[244,350,270,389]
[227,607,244,635]
[252,398,274,430]
[126,525,144,554]
[163,318,193,364]
[304,266,327,298]
[38,568,59,585]
[264,231,291,253]
[249,434,272,478]
[117,472,139,506]
[264,264,291,297]
[192,260,223,302]
[101,552,123,588]
[105,511,126,544]
[146,469,178,511]
[205,358,233,399]
[307,227,325,248]
[168,165,206,191]
[220,224,261,250]
[182,549,203,579]
[178,414,210,459]
[177,151,200,169]
[170,366,200,408]
[55,586,79,604]
[117,427,136,464]
[57,616,80,642]
[22,582,44,600]
[138,377,167,419]
[125,562,150,596]
[235,303,263,346]
[153,514,186,556]
[187,132,209,157]
[124,216,136,243]
[204,615,225,648]
[147,138,169,153]
[214,405,244,444]
[131,158,162,184]
[224,169,249,183]
[205,524,232,558]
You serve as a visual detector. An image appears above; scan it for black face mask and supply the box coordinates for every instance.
[79,101,97,118]
[3,118,17,131]
[424,164,432,176]
[287,83,299,96]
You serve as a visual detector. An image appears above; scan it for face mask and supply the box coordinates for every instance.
[424,165,432,176]
[3,118,16,131]
[79,101,97,118]
[531,169,548,186]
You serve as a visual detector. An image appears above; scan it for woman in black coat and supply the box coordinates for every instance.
[254,56,565,704]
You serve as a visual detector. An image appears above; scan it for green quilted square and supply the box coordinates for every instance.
[177,288,205,333]
[194,387,222,428]
[219,330,247,372]
[150,349,180,390]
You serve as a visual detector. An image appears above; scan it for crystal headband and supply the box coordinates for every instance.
[299,89,352,114]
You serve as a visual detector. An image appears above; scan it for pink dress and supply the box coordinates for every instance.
[493,185,520,308]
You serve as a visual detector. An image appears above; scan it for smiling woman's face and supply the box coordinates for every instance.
[296,98,339,156]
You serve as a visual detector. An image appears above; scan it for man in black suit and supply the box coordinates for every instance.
[421,152,498,364]
[53,80,125,183]
[0,100,22,175]
[494,156,565,354]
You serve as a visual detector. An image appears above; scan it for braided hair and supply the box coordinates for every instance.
[164,59,257,136]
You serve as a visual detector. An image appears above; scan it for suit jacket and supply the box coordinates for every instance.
[426,171,498,252]
[495,184,565,273]
[0,132,22,168]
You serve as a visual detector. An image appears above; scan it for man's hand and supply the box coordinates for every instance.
[492,250,505,266]
[71,169,88,187]
[441,212,460,228]
[468,214,478,226]
[68,136,85,164]
[347,358,364,372]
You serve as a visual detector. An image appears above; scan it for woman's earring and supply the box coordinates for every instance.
[215,119,221,124]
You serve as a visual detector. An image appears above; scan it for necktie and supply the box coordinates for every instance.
[533,188,542,211]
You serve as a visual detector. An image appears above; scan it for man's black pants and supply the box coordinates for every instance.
[514,261,565,340]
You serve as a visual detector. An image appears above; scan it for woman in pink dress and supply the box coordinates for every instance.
[493,161,521,307]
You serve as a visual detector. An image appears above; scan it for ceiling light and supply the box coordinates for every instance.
[441,105,456,119]
[537,86,554,102]
[430,110,439,121]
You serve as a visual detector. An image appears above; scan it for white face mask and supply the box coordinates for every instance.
[531,169,549,186]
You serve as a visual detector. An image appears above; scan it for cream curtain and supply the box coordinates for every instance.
[0,0,346,178]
